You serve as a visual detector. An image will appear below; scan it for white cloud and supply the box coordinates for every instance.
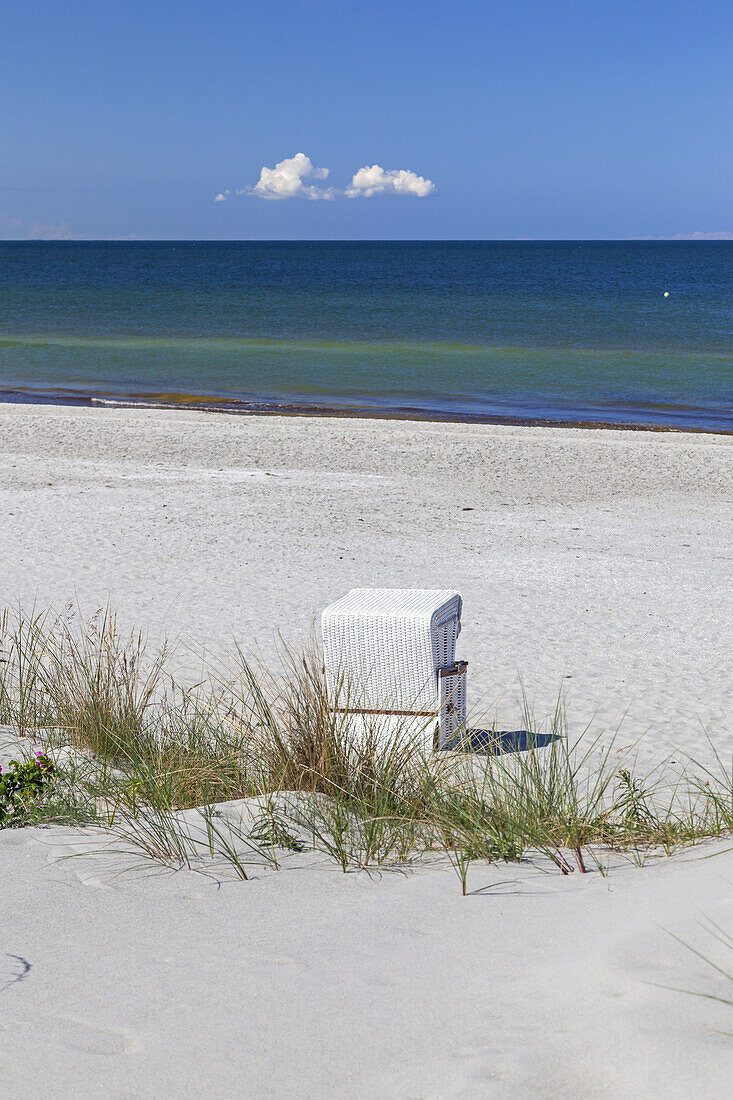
[640,230,733,241]
[669,230,733,241]
[346,165,435,198]
[27,222,140,241]
[0,214,139,240]
[27,221,89,240]
[251,153,334,200]
[216,154,436,203]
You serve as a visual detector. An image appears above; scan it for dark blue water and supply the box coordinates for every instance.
[0,241,730,431]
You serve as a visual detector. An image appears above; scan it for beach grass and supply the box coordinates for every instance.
[1,604,732,888]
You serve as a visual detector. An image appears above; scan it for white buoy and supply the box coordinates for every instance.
[663,291,670,297]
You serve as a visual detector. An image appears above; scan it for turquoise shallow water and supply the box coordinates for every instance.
[0,241,731,430]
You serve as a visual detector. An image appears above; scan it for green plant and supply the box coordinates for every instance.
[2,602,733,889]
[248,795,307,868]
[0,752,56,825]
[0,607,56,732]
[39,608,169,759]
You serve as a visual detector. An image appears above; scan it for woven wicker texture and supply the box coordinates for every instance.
[322,588,463,714]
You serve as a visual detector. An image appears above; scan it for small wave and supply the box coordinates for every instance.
[0,386,726,434]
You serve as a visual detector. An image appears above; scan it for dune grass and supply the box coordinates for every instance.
[1,604,732,889]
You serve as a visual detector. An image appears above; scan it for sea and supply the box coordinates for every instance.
[0,241,731,432]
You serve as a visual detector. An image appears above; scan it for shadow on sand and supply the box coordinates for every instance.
[439,729,561,756]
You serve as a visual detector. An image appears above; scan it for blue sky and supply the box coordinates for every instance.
[2,0,731,240]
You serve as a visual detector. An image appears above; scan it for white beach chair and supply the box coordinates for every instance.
[321,588,467,749]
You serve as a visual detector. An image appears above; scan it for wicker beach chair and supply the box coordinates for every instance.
[321,588,467,748]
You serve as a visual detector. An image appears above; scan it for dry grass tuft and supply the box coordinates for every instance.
[2,604,732,889]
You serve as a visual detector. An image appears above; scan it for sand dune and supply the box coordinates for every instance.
[2,728,733,1098]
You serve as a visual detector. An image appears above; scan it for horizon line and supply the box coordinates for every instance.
[2,237,733,244]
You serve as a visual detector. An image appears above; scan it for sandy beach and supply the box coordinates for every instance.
[2,401,733,1097]
[2,401,731,765]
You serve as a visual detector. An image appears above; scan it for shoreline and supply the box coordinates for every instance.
[1,386,731,437]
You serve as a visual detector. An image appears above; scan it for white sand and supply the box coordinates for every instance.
[2,402,733,1097]
[2,766,733,1098]
[1,401,731,765]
